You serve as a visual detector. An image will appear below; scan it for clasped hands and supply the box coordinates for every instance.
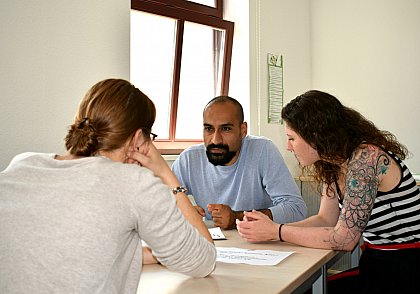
[194,204,243,230]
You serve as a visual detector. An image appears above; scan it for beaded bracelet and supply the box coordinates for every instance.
[278,224,284,242]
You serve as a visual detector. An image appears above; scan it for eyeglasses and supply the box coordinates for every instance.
[150,132,158,141]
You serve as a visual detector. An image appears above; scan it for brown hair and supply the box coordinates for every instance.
[65,78,156,156]
[281,90,408,192]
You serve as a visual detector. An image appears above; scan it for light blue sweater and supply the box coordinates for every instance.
[172,135,307,224]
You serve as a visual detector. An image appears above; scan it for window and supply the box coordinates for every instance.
[131,0,234,154]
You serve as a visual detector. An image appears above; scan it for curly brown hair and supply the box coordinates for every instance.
[281,90,408,191]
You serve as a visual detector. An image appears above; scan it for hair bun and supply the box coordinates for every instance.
[65,117,98,156]
[77,117,91,129]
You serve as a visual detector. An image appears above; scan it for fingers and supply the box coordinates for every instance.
[207,203,222,213]
[208,204,227,229]
[236,219,258,242]
[212,213,226,228]
[127,150,149,167]
[128,141,160,165]
[208,204,227,219]
[127,143,172,181]
[236,219,243,230]
[195,206,206,217]
[208,204,224,221]
[243,210,268,221]
[209,204,241,230]
[237,216,278,242]
[236,218,252,230]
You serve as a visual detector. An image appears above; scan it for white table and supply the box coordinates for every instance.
[137,229,339,294]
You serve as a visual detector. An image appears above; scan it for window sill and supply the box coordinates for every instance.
[154,140,203,155]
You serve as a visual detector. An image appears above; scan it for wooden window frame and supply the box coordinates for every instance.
[131,0,234,154]
[140,0,223,18]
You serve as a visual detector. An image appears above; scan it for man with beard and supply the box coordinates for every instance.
[171,96,307,229]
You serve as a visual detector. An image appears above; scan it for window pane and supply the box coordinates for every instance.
[130,10,176,140]
[176,22,226,139]
[187,0,216,8]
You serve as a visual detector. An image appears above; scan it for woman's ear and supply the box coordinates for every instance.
[131,129,145,151]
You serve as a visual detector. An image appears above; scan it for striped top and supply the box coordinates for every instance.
[338,149,420,245]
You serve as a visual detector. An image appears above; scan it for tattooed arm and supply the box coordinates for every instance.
[283,144,389,251]
[327,145,390,250]
[238,144,392,250]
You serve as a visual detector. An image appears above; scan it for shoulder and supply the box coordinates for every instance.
[96,160,169,201]
[3,152,54,172]
[348,144,393,177]
[185,143,205,151]
[93,160,171,199]
[176,143,206,162]
[101,158,156,179]
[172,144,205,173]
[244,135,275,148]
[243,135,280,155]
[351,144,389,162]
[13,152,53,162]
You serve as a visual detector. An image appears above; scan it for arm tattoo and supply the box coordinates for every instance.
[328,147,390,250]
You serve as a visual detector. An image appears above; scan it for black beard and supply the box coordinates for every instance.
[206,144,237,166]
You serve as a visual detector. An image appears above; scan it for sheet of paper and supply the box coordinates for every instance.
[216,247,294,266]
[209,227,226,240]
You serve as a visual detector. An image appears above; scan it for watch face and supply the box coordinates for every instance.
[172,186,187,194]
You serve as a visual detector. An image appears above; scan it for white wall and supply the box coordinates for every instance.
[244,0,420,175]
[311,0,420,173]
[248,0,312,175]
[0,0,130,170]
[224,0,250,123]
[1,0,419,175]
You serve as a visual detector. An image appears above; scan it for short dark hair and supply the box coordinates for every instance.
[204,95,244,123]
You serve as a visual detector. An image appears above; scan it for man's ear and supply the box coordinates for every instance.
[241,122,248,138]
[131,129,145,151]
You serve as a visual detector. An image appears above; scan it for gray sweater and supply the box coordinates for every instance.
[0,153,216,294]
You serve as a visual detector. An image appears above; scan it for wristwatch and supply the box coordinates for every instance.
[171,186,188,195]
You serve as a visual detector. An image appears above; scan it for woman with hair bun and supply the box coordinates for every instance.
[0,78,216,293]
[237,90,420,293]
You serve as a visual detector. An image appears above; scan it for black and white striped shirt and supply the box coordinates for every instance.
[338,149,420,245]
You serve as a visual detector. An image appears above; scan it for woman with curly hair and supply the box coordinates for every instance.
[237,90,420,293]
